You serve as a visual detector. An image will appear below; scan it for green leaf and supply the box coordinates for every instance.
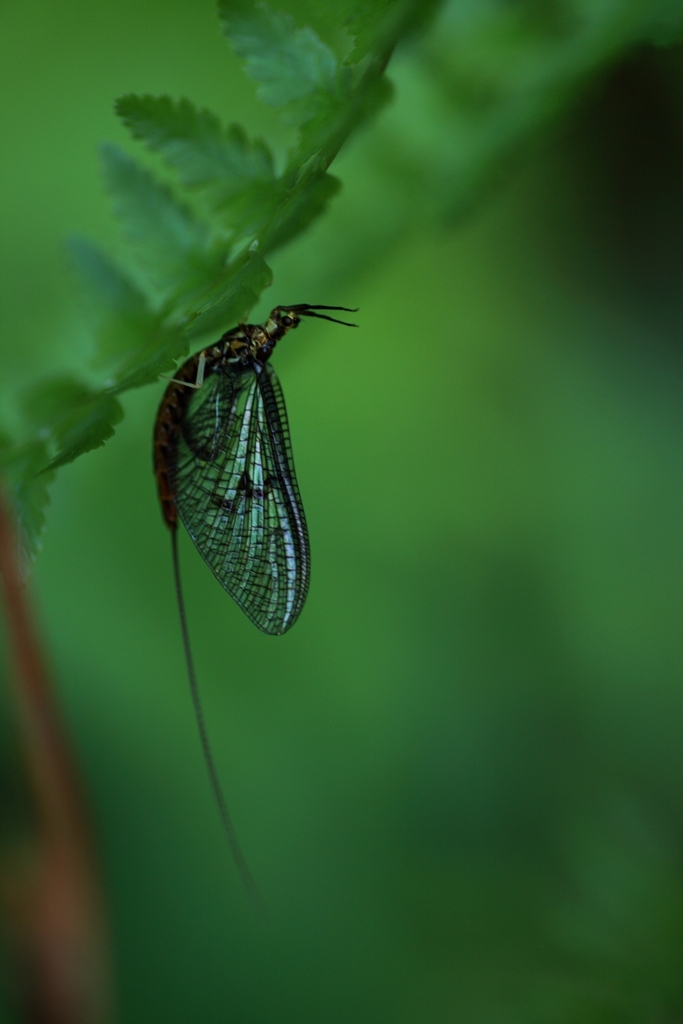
[68,237,191,389]
[179,249,273,339]
[115,95,275,193]
[1,0,435,569]
[297,71,393,166]
[219,1,351,124]
[260,172,341,254]
[21,377,124,471]
[100,143,223,302]
[69,237,156,366]
[22,377,95,432]
[68,236,149,322]
[115,95,283,238]
[343,0,397,64]
[0,440,55,567]
[349,0,444,62]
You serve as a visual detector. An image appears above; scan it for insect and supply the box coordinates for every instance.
[153,304,358,898]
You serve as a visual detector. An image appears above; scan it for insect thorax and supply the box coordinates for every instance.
[215,315,297,367]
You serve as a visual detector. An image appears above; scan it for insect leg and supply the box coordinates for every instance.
[160,352,207,390]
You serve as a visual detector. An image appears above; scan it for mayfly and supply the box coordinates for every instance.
[153,304,358,899]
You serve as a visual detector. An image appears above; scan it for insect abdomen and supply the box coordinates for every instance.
[153,352,207,529]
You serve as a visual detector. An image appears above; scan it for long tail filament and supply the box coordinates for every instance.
[171,529,263,909]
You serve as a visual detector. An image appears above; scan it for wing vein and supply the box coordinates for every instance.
[169,362,309,634]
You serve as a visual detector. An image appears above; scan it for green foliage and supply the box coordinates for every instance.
[100,143,222,305]
[115,97,278,239]
[3,0,683,563]
[179,249,273,340]
[66,238,180,383]
[0,0,410,562]
[22,377,124,471]
[221,3,346,117]
[0,438,55,569]
[4,9,683,1019]
[343,0,444,64]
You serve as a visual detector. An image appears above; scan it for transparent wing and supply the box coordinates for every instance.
[168,361,309,634]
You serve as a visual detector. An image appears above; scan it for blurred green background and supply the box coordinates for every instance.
[2,1,683,1021]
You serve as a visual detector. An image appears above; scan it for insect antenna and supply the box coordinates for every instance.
[170,529,263,909]
[301,311,360,327]
[294,305,359,312]
[287,304,359,327]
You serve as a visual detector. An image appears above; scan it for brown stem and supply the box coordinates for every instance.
[0,486,112,1024]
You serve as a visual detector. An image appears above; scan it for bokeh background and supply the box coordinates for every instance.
[1,1,683,1021]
